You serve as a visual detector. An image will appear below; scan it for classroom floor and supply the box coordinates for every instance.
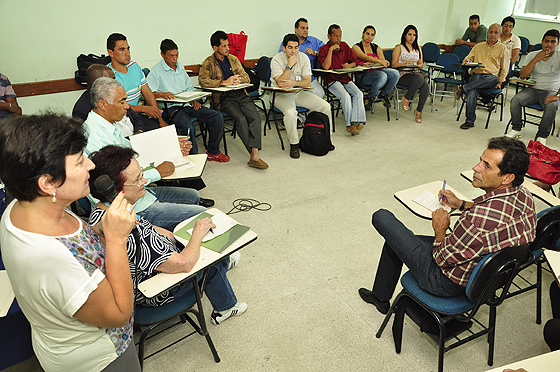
[6,88,557,372]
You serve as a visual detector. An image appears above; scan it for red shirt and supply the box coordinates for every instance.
[318,41,361,84]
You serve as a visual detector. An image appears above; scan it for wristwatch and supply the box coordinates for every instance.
[286,65,293,70]
[556,93,560,98]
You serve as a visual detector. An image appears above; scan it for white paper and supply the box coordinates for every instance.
[187,212,238,242]
[0,271,15,317]
[129,125,189,169]
[175,91,208,101]
[412,190,451,212]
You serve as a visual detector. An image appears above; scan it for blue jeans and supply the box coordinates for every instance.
[370,209,465,301]
[137,186,205,231]
[327,81,366,127]
[463,73,499,124]
[358,68,400,99]
[167,105,224,155]
[170,256,237,312]
[510,87,559,138]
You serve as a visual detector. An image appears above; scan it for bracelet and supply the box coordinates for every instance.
[459,200,466,211]
[8,102,12,109]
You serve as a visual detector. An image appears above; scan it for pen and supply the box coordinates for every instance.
[209,228,214,234]
[440,179,446,202]
[187,128,191,140]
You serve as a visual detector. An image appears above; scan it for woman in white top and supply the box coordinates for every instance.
[392,25,429,123]
[500,16,521,68]
[0,114,138,372]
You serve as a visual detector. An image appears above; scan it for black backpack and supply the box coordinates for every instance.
[75,53,112,86]
[299,112,335,156]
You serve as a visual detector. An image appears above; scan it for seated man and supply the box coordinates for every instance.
[147,39,229,162]
[278,18,325,98]
[506,29,560,145]
[455,23,509,130]
[83,77,206,231]
[359,137,536,314]
[545,281,560,351]
[271,34,332,159]
[318,24,366,136]
[455,14,488,47]
[73,64,145,137]
[107,33,166,131]
[88,145,246,324]
[199,30,267,169]
[0,73,22,123]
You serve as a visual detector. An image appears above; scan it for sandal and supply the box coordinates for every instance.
[402,96,410,111]
[414,110,422,123]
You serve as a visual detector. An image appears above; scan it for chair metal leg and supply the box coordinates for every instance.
[487,306,497,367]
[457,99,465,121]
[537,259,542,324]
[191,276,221,363]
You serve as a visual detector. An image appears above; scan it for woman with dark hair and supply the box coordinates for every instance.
[0,114,139,371]
[353,25,400,111]
[88,145,247,324]
[500,16,521,66]
[392,25,429,123]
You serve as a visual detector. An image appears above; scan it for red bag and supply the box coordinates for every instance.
[527,140,560,185]
[227,31,248,63]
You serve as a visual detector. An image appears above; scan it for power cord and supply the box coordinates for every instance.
[226,198,271,215]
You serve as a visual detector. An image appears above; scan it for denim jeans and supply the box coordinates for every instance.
[327,81,366,127]
[309,79,325,98]
[358,68,400,99]
[167,105,224,155]
[510,87,559,138]
[137,186,205,231]
[170,256,237,312]
[370,209,465,301]
[463,73,499,124]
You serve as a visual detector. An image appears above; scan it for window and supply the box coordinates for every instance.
[513,0,560,22]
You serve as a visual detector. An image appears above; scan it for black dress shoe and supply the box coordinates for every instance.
[359,288,390,315]
[199,198,215,207]
[290,144,300,159]
[459,122,474,130]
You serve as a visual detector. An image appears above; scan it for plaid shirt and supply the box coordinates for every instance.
[433,186,536,286]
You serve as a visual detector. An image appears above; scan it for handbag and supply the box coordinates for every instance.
[227,31,248,63]
[527,140,560,185]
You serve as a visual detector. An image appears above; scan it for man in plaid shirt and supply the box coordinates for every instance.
[359,137,537,314]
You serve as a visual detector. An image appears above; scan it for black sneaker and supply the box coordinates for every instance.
[290,144,300,159]
[199,198,215,207]
[380,95,391,108]
[364,97,373,111]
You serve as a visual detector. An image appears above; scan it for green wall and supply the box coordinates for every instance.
[1,0,554,114]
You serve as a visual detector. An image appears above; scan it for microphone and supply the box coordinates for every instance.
[94,174,118,203]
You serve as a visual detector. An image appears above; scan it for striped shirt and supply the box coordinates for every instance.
[433,185,536,286]
[109,61,147,105]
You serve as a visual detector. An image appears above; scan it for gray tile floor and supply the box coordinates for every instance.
[5,91,557,372]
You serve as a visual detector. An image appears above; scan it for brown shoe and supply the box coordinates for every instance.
[290,144,300,159]
[247,158,269,169]
[460,121,474,130]
[346,125,360,136]
[356,123,365,133]
[455,86,464,100]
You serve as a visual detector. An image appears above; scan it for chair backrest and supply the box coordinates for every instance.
[519,36,530,54]
[531,43,542,52]
[383,49,393,68]
[465,244,529,305]
[142,67,150,77]
[422,42,441,63]
[533,205,560,251]
[453,44,471,62]
[255,56,271,86]
[435,53,460,73]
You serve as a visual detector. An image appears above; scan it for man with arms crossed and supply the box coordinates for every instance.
[318,24,366,136]
[455,23,509,130]
[455,14,488,47]
[271,34,332,159]
[506,29,560,145]
[359,137,536,314]
[199,30,268,169]
[147,38,228,162]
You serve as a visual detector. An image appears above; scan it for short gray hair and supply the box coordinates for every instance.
[90,77,125,109]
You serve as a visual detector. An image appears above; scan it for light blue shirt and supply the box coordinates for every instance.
[147,59,194,110]
[83,110,160,212]
[278,35,324,81]
[109,61,146,105]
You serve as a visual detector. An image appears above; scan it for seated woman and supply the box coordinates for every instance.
[392,25,429,123]
[88,145,247,325]
[352,25,400,111]
[0,114,139,371]
[499,16,521,68]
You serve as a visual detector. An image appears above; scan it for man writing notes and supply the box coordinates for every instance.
[199,30,268,169]
[271,34,332,159]
[455,23,509,130]
[318,24,366,136]
[147,38,228,162]
[506,29,560,145]
[359,137,536,314]
[455,14,488,47]
[279,18,325,98]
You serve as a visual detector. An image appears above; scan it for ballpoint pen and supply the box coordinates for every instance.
[440,179,446,202]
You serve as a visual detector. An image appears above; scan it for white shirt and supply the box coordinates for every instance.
[270,51,312,89]
[524,48,560,91]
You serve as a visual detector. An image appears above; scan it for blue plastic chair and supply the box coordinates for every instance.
[519,36,530,55]
[504,102,557,140]
[430,53,461,112]
[376,244,530,372]
[384,48,410,120]
[531,43,542,52]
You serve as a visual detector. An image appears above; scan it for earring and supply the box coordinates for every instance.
[52,191,56,203]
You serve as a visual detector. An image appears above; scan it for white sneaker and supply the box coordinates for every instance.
[211,302,247,325]
[506,129,522,139]
[537,137,547,146]
[227,251,241,271]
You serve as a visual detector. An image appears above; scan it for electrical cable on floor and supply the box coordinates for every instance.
[226,198,271,215]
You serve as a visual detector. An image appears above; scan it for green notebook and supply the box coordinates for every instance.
[174,212,250,253]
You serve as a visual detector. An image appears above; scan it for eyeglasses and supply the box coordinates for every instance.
[123,171,144,187]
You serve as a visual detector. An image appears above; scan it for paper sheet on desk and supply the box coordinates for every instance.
[175,91,208,101]
[412,191,451,213]
[130,125,192,169]
[0,271,15,317]
[187,212,238,242]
